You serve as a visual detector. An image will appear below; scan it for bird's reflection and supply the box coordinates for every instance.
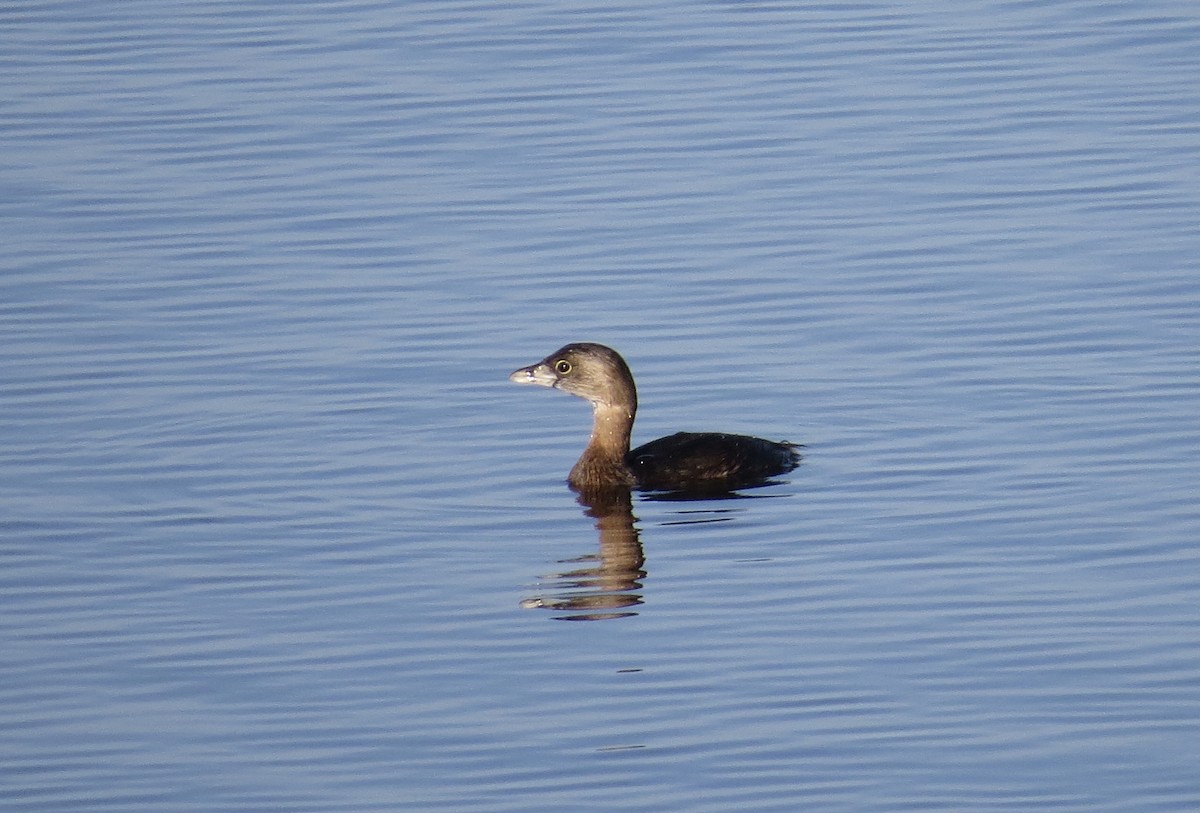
[521,485,789,621]
[520,487,645,621]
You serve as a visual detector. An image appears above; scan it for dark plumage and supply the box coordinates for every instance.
[509,343,800,492]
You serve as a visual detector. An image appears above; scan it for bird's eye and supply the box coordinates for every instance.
[555,359,572,375]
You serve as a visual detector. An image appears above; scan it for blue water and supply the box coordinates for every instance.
[3,1,1199,811]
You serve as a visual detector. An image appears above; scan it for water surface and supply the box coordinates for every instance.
[3,1,1199,811]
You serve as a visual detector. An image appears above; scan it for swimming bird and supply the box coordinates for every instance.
[510,342,800,492]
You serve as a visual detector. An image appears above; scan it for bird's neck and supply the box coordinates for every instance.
[568,402,636,490]
[587,402,634,459]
